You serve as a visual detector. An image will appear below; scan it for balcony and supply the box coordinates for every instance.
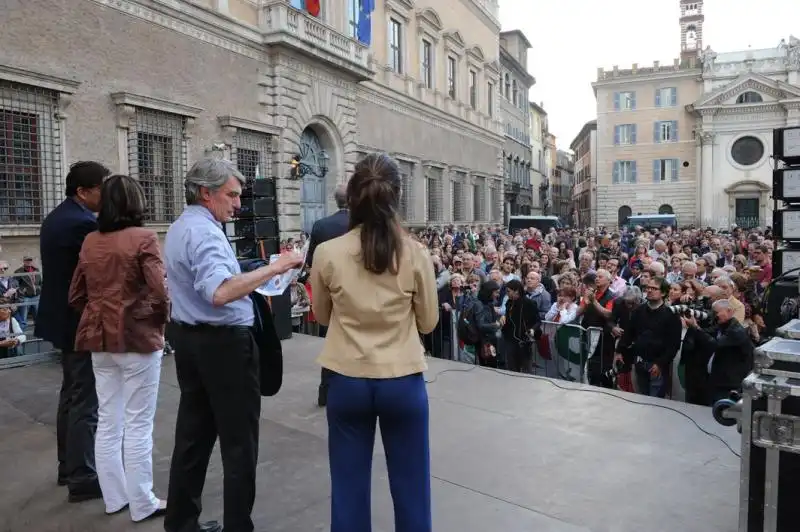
[259,1,374,81]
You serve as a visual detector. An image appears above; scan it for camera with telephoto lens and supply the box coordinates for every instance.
[667,304,711,323]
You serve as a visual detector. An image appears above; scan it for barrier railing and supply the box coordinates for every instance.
[0,270,52,366]
[537,320,604,383]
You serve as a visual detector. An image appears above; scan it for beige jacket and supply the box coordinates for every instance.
[310,228,439,378]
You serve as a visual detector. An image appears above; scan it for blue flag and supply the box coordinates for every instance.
[357,0,375,45]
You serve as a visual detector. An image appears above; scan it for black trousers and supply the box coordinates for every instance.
[504,338,533,373]
[56,350,99,492]
[165,323,261,532]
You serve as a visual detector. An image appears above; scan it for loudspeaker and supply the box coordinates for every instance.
[242,179,277,198]
[269,288,293,341]
[230,218,279,239]
[238,197,277,218]
[763,276,800,337]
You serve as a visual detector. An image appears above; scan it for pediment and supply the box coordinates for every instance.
[484,60,501,75]
[724,179,771,194]
[416,8,442,32]
[467,45,485,62]
[443,30,466,50]
[692,73,800,108]
[386,0,414,16]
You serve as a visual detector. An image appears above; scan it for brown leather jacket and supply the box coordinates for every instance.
[69,227,169,354]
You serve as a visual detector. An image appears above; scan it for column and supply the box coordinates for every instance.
[700,132,715,228]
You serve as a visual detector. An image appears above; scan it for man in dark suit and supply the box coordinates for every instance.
[36,161,109,501]
[305,184,349,407]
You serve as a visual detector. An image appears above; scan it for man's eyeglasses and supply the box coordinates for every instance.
[645,285,660,292]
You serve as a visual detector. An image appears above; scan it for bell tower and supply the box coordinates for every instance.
[680,0,704,64]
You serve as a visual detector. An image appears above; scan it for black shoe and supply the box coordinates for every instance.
[57,477,68,486]
[197,521,223,532]
[68,481,103,503]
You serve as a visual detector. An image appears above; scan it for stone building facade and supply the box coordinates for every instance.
[498,30,535,219]
[528,101,548,215]
[0,0,504,265]
[570,120,597,228]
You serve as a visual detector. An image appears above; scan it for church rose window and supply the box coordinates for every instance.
[731,136,764,167]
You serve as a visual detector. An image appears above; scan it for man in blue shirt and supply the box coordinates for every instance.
[163,158,302,532]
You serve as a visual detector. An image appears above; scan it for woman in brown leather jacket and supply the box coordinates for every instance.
[69,174,169,522]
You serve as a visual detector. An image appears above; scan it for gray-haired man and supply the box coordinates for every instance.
[163,158,302,532]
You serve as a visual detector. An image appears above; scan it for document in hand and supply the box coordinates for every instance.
[255,241,308,297]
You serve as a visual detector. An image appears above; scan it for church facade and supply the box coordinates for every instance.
[687,40,800,229]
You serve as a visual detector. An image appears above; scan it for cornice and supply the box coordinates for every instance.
[592,68,700,88]
[111,92,204,117]
[0,63,80,94]
[422,160,447,169]
[218,115,281,136]
[88,0,265,60]
[390,151,422,164]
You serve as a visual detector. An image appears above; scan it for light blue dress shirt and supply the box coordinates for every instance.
[164,205,254,326]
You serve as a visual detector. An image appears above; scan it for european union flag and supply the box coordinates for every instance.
[356,0,374,45]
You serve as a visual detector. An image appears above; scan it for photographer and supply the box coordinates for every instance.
[677,306,715,406]
[615,276,682,398]
[683,299,753,404]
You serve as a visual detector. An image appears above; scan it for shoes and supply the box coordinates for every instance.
[197,521,223,532]
[68,481,103,503]
[105,503,129,516]
[136,499,167,522]
[57,477,68,487]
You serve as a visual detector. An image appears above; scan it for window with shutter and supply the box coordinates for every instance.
[653,160,661,182]
[671,158,679,181]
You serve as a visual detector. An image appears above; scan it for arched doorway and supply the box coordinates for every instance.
[658,204,674,215]
[298,127,327,234]
[618,205,632,228]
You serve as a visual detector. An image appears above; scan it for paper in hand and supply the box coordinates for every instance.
[255,241,309,297]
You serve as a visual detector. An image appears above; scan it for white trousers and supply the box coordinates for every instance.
[92,350,163,521]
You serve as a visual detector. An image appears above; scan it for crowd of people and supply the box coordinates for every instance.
[291,221,773,407]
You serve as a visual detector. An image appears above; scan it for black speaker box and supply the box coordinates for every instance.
[242,179,277,198]
[269,288,292,341]
[238,197,277,218]
[232,218,279,239]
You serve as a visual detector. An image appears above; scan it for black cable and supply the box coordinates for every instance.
[424,364,742,459]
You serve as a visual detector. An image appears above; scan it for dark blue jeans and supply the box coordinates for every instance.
[326,371,432,532]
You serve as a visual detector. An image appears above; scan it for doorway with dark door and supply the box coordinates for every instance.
[735,197,759,229]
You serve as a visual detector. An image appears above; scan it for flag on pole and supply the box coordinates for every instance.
[357,0,375,45]
[306,0,320,17]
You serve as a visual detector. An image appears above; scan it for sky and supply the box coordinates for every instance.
[498,0,800,150]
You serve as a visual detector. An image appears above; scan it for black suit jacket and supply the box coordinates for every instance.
[305,209,349,268]
[35,198,98,351]
[240,259,284,397]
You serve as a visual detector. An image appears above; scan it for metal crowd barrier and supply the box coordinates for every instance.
[0,270,52,368]
[537,320,603,383]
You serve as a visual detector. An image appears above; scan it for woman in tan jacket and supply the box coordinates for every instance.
[310,153,438,532]
[69,174,169,522]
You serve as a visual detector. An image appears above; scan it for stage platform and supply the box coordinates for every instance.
[0,334,741,532]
